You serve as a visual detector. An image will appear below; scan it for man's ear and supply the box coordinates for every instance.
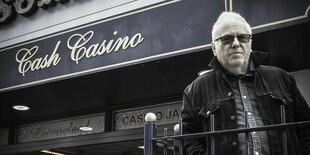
[211,42,216,56]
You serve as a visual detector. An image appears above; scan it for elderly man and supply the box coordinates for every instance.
[181,12,310,155]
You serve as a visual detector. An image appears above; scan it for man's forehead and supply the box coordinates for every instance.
[215,19,251,36]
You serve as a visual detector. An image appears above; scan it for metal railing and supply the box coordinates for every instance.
[144,105,310,155]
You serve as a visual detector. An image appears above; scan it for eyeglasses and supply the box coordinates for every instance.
[214,34,252,45]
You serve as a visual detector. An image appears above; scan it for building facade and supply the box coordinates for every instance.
[0,0,309,154]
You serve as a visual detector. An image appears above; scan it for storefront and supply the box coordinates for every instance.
[0,0,309,154]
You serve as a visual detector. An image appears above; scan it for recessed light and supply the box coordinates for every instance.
[79,126,93,131]
[13,105,30,111]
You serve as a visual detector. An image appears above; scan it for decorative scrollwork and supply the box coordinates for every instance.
[13,0,39,16]
[0,0,17,24]
[4,0,15,5]
[37,0,56,9]
[0,0,69,25]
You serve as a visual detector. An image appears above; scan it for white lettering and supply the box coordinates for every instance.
[67,31,93,64]
[67,31,144,64]
[15,41,62,76]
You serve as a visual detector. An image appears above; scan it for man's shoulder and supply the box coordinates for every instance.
[258,65,289,75]
[257,65,293,85]
[193,69,216,84]
[184,69,215,93]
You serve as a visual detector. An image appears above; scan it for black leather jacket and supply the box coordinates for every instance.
[181,52,310,155]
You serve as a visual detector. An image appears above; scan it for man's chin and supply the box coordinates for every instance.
[228,59,244,67]
[228,60,244,67]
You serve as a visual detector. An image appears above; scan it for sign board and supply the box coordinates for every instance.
[0,129,9,146]
[0,0,309,93]
[114,101,182,130]
[16,113,105,143]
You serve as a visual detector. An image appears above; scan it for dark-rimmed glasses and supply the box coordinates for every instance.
[214,34,251,45]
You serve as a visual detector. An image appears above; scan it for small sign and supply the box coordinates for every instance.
[0,128,9,145]
[114,101,182,130]
[16,113,105,143]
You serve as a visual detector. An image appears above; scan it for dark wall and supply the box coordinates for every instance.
[252,22,310,72]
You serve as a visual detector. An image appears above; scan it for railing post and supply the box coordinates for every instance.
[144,113,157,155]
[179,119,183,155]
[174,119,183,155]
[281,105,288,155]
[174,124,180,155]
[210,114,215,155]
[244,111,249,155]
[164,128,168,155]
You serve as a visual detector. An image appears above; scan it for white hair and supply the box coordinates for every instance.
[211,12,252,42]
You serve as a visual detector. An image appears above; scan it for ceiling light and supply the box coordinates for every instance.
[79,126,93,131]
[41,150,66,155]
[13,105,30,111]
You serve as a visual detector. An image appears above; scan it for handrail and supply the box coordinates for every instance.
[152,120,310,141]
[144,105,310,155]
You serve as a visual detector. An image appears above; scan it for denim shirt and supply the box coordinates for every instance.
[226,71,270,155]
[181,52,310,155]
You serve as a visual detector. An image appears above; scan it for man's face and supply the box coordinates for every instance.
[212,19,252,70]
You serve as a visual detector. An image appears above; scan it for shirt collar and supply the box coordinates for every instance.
[208,51,268,74]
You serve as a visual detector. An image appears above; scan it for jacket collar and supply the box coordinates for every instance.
[208,51,268,73]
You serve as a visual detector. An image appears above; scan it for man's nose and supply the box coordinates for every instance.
[231,37,240,47]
